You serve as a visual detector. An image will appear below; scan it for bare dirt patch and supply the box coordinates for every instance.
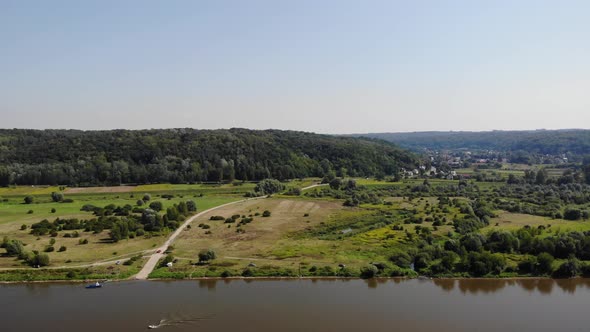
[65,186,136,194]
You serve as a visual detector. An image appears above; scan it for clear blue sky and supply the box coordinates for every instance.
[1,0,589,133]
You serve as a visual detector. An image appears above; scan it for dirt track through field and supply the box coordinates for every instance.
[133,183,325,279]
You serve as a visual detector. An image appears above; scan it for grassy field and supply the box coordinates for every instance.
[2,177,589,280]
[150,195,462,278]
[0,182,257,197]
[482,211,590,233]
[0,191,241,269]
[155,198,345,277]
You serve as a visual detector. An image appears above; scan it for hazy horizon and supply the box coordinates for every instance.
[2,0,590,134]
[1,126,590,135]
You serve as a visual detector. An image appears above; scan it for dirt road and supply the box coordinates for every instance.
[133,183,325,279]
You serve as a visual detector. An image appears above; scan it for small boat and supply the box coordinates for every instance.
[147,325,158,329]
[85,282,102,289]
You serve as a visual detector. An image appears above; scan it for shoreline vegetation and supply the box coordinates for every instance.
[2,274,587,284]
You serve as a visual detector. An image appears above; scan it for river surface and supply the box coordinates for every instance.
[3,278,590,332]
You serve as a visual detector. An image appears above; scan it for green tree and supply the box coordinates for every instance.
[360,265,379,279]
[51,192,64,202]
[344,179,357,190]
[535,168,548,185]
[186,200,197,212]
[149,201,163,211]
[24,196,34,204]
[554,257,581,278]
[30,253,50,267]
[166,206,180,221]
[198,249,216,263]
[564,208,582,221]
[329,178,342,190]
[4,239,26,258]
[0,166,11,187]
[536,252,555,275]
[254,179,286,195]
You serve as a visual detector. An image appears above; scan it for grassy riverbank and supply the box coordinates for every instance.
[3,178,590,281]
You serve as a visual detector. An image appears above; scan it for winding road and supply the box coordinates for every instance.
[133,183,326,279]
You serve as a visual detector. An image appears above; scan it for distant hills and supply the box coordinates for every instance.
[353,130,590,157]
[0,128,417,186]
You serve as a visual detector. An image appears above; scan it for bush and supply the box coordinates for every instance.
[537,252,555,275]
[24,196,34,204]
[20,224,27,230]
[4,239,26,258]
[58,246,67,252]
[564,208,582,221]
[29,253,50,267]
[51,208,56,213]
[284,187,302,196]
[51,192,64,202]
[27,210,33,214]
[149,201,163,211]
[241,268,254,277]
[198,249,216,263]
[79,238,89,245]
[360,265,379,279]
[210,216,225,221]
[554,258,581,278]
[160,254,175,267]
[136,200,144,206]
[220,270,232,278]
[44,246,55,252]
[186,200,197,212]
[262,210,271,217]
[142,194,151,202]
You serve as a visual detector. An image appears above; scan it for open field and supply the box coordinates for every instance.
[0,183,256,197]
[156,198,345,277]
[2,177,590,280]
[482,211,590,233]
[0,192,241,269]
[150,196,461,278]
[0,179,322,197]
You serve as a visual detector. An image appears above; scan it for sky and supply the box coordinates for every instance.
[1,0,590,134]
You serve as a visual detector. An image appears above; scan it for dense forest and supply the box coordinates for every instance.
[0,129,417,186]
[355,130,590,157]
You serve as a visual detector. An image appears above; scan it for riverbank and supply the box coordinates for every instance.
[0,270,574,284]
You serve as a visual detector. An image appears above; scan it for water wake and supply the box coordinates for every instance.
[148,314,214,329]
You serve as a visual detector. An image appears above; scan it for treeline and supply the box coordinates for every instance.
[356,130,590,160]
[399,226,590,278]
[0,128,416,186]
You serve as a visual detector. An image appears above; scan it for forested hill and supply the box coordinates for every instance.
[0,129,417,186]
[355,130,590,156]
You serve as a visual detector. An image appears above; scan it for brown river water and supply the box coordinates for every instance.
[2,278,590,332]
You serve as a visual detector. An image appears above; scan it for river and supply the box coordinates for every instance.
[2,278,590,331]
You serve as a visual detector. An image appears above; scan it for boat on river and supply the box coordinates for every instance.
[85,282,102,289]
